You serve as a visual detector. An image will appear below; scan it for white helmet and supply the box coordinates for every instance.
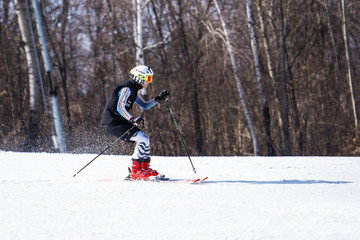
[129,65,153,85]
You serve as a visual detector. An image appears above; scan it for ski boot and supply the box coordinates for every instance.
[128,159,151,180]
[126,159,159,181]
[142,158,159,177]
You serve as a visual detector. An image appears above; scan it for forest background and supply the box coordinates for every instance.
[1,0,360,156]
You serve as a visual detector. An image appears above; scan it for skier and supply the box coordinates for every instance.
[101,65,169,180]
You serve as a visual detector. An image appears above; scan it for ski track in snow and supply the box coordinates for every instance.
[0,151,359,240]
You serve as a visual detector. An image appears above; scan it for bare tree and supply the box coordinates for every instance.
[44,0,73,141]
[133,0,151,98]
[246,0,275,155]
[213,0,259,155]
[278,0,291,155]
[341,0,357,128]
[14,0,41,151]
[256,0,283,154]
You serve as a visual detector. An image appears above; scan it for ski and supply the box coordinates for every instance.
[180,177,208,184]
[123,174,169,182]
[97,175,208,183]
[121,175,208,184]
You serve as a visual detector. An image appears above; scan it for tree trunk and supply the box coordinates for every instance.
[341,0,357,128]
[45,0,73,144]
[246,0,275,155]
[323,1,341,84]
[213,0,259,155]
[15,0,41,151]
[134,0,147,98]
[256,0,283,154]
[279,0,291,155]
[176,0,203,155]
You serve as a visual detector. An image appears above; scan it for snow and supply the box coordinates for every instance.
[1,151,359,240]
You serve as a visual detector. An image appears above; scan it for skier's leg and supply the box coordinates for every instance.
[130,131,151,159]
[129,131,158,178]
[103,122,139,141]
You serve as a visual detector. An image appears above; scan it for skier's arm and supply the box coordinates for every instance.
[135,94,158,110]
[116,87,133,120]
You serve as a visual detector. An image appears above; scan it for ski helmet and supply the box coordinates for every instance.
[129,65,153,85]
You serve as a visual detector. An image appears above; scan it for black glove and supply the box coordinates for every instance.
[155,90,170,102]
[130,116,144,126]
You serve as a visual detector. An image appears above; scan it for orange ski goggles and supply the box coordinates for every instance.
[145,75,153,83]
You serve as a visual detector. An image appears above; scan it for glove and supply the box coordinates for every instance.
[130,116,144,126]
[155,90,170,102]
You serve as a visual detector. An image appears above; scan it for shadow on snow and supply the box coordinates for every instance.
[203,179,352,185]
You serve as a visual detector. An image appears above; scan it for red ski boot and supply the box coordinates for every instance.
[142,158,159,177]
[130,159,151,180]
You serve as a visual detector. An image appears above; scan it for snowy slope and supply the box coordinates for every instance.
[0,151,359,240]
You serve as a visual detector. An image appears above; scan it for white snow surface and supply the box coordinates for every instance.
[0,151,359,240]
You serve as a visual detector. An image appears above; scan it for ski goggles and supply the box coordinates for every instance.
[134,73,153,84]
[145,75,153,83]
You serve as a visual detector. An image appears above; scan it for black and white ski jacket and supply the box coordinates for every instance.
[101,80,158,125]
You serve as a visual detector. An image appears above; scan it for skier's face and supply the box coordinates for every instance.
[143,82,149,89]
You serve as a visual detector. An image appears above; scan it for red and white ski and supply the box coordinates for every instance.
[180,177,208,184]
[98,175,208,183]
[152,175,208,183]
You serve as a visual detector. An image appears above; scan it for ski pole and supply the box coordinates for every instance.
[73,125,136,177]
[165,98,196,174]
